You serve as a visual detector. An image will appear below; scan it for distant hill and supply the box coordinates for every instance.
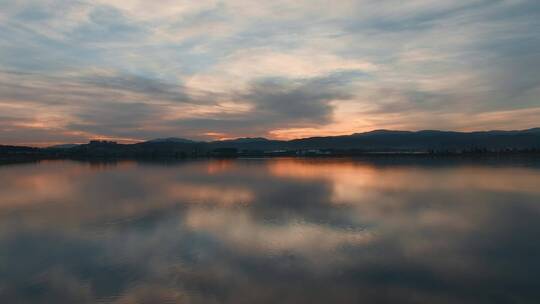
[283,128,540,151]
[146,137,196,144]
[47,144,80,149]
[0,145,39,152]
[1,128,539,159]
[163,128,540,152]
[215,137,269,143]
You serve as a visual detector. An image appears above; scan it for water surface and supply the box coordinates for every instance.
[1,158,540,304]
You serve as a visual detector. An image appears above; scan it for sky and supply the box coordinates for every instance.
[0,0,539,146]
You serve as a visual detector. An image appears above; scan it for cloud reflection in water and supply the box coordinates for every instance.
[1,158,540,303]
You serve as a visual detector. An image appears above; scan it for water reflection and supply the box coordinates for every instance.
[1,158,540,303]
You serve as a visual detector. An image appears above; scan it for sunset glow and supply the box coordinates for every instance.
[1,1,539,145]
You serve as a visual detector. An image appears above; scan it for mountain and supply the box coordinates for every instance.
[0,145,39,152]
[149,128,540,153]
[284,128,540,151]
[146,137,196,144]
[47,144,79,149]
[216,137,269,143]
[1,128,539,159]
[208,137,283,151]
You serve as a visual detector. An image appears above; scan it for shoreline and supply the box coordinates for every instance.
[2,151,540,166]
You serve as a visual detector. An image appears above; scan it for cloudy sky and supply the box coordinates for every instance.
[1,0,539,145]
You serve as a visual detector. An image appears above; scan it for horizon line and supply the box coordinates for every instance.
[2,126,539,148]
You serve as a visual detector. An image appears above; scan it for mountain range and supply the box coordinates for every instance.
[138,128,540,151]
[1,128,540,159]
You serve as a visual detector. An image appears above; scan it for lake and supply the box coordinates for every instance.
[1,157,540,304]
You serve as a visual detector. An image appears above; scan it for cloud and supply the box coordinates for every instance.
[185,49,377,91]
[1,0,540,144]
[66,101,166,140]
[0,70,199,144]
[170,72,361,138]
[66,5,147,45]
[244,75,349,123]
[78,73,192,103]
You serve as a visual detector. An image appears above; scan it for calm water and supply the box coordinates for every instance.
[1,158,540,304]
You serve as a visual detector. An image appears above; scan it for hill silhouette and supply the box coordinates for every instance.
[1,128,540,159]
